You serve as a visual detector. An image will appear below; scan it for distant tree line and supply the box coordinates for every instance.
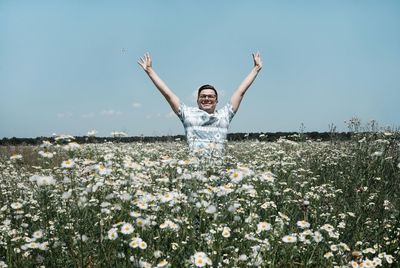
[0,132,360,146]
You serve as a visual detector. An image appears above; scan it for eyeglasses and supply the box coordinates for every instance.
[199,94,217,100]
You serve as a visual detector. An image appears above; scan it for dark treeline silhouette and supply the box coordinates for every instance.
[0,132,358,146]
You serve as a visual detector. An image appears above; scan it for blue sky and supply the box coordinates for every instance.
[1,0,399,138]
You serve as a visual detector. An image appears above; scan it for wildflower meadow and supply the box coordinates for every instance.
[0,132,399,267]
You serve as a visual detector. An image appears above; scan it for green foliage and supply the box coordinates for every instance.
[0,136,399,267]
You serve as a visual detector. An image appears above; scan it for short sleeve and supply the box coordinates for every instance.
[177,102,187,122]
[225,102,236,122]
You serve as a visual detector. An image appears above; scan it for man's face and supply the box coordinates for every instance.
[197,89,218,114]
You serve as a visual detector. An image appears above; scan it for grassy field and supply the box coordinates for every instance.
[0,134,399,267]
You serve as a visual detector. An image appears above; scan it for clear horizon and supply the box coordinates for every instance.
[1,1,399,138]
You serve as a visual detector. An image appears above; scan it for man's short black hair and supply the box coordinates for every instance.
[198,84,218,99]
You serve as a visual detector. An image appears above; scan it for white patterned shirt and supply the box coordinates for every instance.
[177,102,236,155]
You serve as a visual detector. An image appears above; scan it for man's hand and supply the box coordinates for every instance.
[252,51,263,72]
[138,52,152,72]
[230,52,263,113]
[137,52,180,113]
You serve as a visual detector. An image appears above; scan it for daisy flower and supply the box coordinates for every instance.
[205,205,217,214]
[157,260,168,267]
[38,242,49,251]
[238,254,248,261]
[256,222,272,233]
[107,228,118,240]
[296,220,310,229]
[129,237,142,249]
[120,223,134,235]
[38,150,54,158]
[362,248,376,254]
[61,159,75,168]
[96,164,111,175]
[383,254,394,264]
[222,227,231,238]
[136,201,149,210]
[260,171,275,183]
[32,230,43,239]
[138,240,147,250]
[349,261,359,268]
[313,231,323,243]
[282,234,297,243]
[229,169,244,183]
[10,154,23,160]
[10,202,23,210]
[330,245,338,252]
[191,252,212,267]
[360,258,374,268]
[136,217,147,228]
[30,175,56,187]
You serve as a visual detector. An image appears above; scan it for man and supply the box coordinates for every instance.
[138,52,262,155]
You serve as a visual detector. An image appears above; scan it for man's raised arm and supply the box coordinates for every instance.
[230,52,263,113]
[138,53,180,114]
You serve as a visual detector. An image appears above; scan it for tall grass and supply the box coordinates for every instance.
[0,134,399,267]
